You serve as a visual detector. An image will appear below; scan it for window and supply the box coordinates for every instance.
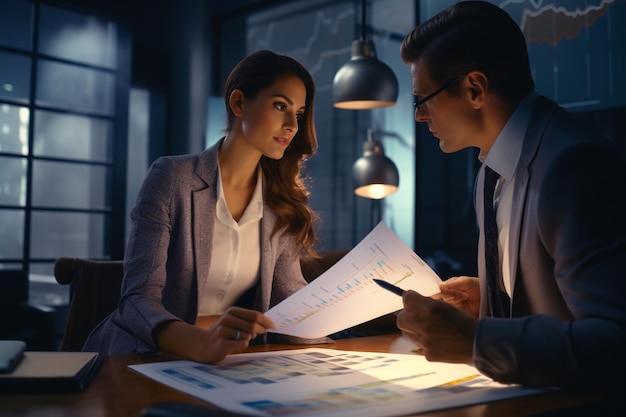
[0,0,129,285]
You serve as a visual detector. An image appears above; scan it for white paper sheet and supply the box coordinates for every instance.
[129,347,547,417]
[266,222,442,338]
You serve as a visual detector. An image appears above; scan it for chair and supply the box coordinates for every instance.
[54,257,124,351]
[299,249,350,283]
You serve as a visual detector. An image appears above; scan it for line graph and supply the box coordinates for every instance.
[247,5,355,79]
[496,0,624,110]
[508,0,616,46]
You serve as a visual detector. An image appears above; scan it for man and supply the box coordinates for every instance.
[396,0,626,390]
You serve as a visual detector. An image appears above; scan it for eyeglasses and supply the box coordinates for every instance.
[413,76,464,115]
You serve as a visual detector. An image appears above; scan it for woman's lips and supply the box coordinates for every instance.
[274,136,290,146]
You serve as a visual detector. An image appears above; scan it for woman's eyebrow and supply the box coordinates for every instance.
[272,93,306,110]
[272,93,293,104]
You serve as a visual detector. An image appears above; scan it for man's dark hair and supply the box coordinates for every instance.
[401,1,535,103]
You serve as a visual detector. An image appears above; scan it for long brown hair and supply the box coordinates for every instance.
[223,50,319,256]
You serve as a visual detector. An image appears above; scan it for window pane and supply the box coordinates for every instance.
[30,211,106,258]
[0,156,27,206]
[29,264,69,307]
[0,262,23,270]
[34,110,112,161]
[0,104,29,155]
[39,4,117,68]
[29,262,56,277]
[0,51,31,104]
[32,160,110,210]
[0,0,33,51]
[0,209,24,259]
[36,60,114,115]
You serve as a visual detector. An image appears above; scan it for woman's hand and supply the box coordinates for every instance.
[155,306,275,364]
[202,306,276,362]
[431,276,481,318]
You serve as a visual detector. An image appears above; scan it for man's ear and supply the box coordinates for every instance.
[229,89,245,116]
[466,71,488,110]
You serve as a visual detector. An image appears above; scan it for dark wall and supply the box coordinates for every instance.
[53,0,216,156]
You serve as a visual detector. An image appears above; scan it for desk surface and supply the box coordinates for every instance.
[0,334,606,417]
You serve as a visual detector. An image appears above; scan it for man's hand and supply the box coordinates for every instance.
[432,276,481,318]
[397,290,477,364]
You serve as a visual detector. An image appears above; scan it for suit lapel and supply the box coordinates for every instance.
[509,97,558,300]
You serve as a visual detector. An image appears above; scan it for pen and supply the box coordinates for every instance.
[373,279,405,296]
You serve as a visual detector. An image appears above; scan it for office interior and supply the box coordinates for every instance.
[1,0,625,350]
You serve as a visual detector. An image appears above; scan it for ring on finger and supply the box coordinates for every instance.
[234,329,241,340]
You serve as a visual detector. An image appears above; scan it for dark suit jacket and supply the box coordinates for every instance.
[473,96,626,389]
[83,141,316,355]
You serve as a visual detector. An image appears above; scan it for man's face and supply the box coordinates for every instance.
[410,59,481,154]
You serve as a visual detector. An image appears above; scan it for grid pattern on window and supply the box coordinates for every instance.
[0,0,124,279]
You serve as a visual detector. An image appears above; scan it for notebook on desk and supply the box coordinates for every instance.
[0,350,102,393]
[0,340,26,373]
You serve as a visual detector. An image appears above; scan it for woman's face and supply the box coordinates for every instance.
[239,74,307,160]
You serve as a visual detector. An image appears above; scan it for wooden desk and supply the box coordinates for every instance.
[0,334,607,417]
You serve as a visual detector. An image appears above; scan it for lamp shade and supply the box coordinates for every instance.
[352,139,399,199]
[332,39,399,109]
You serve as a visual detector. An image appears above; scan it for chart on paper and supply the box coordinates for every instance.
[129,347,545,417]
[278,244,416,328]
[266,222,442,338]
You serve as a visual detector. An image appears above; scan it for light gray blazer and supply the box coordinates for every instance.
[83,140,316,355]
[473,95,626,389]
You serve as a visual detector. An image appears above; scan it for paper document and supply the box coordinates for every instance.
[129,347,547,417]
[266,222,442,338]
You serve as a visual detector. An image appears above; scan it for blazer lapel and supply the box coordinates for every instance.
[192,144,220,298]
[509,96,558,302]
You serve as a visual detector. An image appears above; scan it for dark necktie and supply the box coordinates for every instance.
[483,166,510,318]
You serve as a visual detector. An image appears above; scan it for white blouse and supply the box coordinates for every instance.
[198,166,263,316]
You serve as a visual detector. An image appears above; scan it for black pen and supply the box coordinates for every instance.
[373,278,405,296]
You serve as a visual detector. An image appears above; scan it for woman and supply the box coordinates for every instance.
[83,50,322,363]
